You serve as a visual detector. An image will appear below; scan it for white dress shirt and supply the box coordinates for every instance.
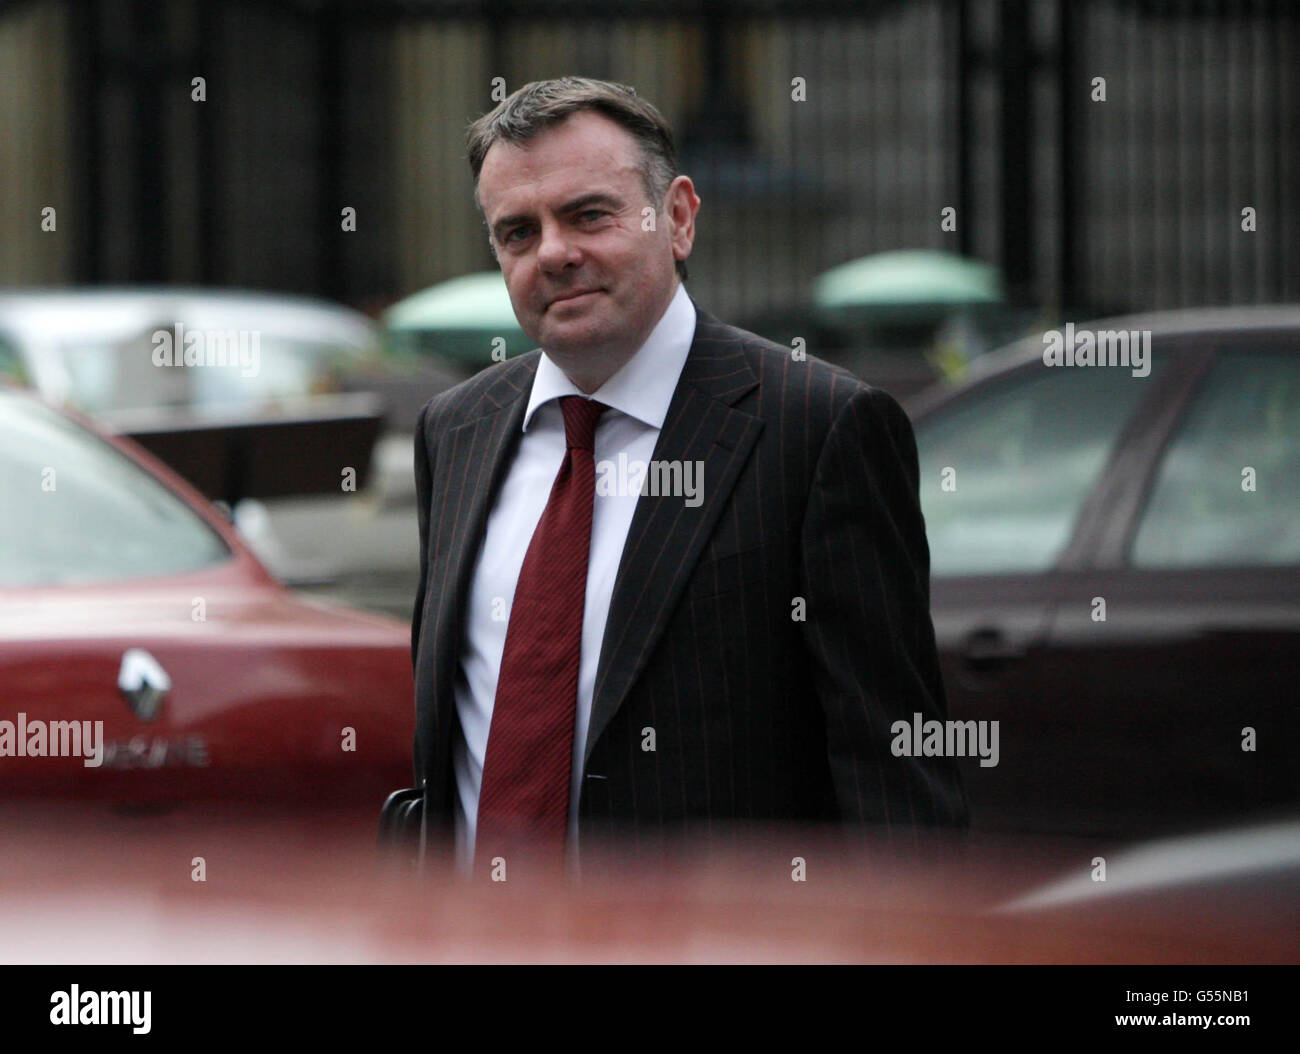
[452,279,697,869]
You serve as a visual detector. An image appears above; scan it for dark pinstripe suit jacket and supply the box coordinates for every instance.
[407,297,968,858]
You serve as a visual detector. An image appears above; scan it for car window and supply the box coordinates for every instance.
[917,360,1156,575]
[57,335,379,415]
[1131,349,1300,568]
[0,393,231,587]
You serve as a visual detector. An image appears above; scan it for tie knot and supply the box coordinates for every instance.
[559,395,608,452]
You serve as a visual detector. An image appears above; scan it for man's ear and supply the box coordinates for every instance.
[665,175,700,262]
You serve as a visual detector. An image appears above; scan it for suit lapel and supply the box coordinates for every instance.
[585,304,763,767]
[423,358,534,798]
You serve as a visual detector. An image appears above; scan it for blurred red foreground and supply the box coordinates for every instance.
[1,801,1295,964]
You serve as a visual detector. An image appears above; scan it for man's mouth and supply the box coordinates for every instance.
[549,289,602,308]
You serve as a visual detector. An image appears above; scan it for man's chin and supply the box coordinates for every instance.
[537,322,612,358]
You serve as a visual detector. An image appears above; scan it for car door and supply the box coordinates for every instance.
[1039,332,1300,838]
[914,345,1171,833]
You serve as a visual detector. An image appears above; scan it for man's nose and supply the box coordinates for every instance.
[536,219,582,272]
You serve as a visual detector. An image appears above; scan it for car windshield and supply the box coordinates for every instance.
[0,392,231,586]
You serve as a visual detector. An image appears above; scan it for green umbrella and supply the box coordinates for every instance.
[382,271,534,367]
[813,250,1004,325]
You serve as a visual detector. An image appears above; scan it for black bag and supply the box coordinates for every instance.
[378,786,424,849]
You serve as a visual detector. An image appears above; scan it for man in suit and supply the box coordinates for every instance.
[404,77,968,878]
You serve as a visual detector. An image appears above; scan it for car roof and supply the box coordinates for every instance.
[908,303,1300,414]
[996,816,1300,913]
[0,286,378,352]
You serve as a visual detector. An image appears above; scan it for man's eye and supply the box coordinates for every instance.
[502,212,601,244]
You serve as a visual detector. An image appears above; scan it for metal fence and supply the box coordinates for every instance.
[2,0,1296,321]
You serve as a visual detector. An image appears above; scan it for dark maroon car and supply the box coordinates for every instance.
[910,307,1300,838]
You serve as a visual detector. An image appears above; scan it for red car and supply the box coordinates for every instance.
[0,387,414,817]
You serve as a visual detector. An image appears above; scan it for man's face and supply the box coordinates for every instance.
[478,109,698,384]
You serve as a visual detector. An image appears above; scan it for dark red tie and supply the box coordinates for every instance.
[475,395,609,865]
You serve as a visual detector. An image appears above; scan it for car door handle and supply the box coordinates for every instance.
[961,627,1025,671]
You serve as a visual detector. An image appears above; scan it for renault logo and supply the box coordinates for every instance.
[117,648,172,721]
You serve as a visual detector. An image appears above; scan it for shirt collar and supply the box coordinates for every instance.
[522,279,696,432]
